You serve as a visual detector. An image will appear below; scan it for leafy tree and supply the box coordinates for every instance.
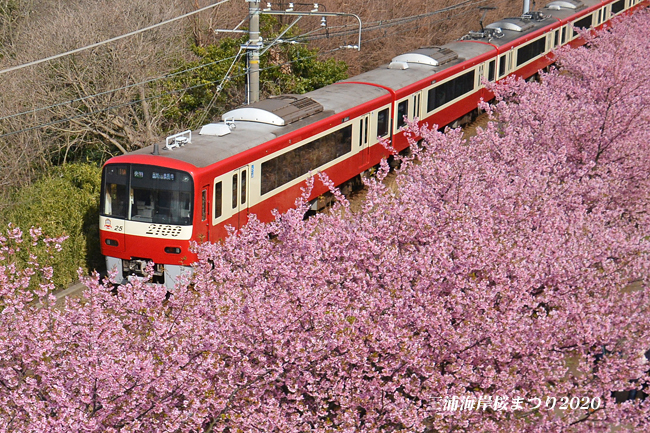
[1,163,102,288]
[157,16,348,130]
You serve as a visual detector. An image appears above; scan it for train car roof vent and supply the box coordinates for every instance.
[222,95,323,126]
[486,18,534,32]
[199,123,232,137]
[546,0,584,11]
[389,47,458,69]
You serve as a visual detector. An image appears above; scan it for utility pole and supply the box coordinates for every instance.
[247,0,261,104]
[243,1,362,105]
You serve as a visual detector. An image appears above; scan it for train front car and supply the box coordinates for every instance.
[100,158,196,289]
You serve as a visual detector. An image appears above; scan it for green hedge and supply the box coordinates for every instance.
[1,163,102,289]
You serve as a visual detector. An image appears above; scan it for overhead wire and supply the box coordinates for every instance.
[0,54,241,123]
[0,0,493,138]
[0,0,232,77]
[5,0,489,122]
[284,0,489,43]
[360,9,479,45]
[196,47,245,127]
[2,1,486,123]
[0,45,346,140]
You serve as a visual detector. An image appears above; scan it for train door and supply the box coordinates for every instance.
[597,6,605,25]
[212,165,249,234]
[199,185,210,242]
[231,166,249,229]
[412,92,421,121]
[498,50,513,79]
[396,98,409,131]
[508,47,517,72]
[358,114,370,167]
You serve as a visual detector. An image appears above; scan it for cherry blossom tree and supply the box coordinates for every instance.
[1,9,649,433]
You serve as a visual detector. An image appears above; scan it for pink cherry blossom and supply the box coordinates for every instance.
[1,10,649,433]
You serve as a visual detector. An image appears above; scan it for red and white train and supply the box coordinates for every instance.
[100,0,648,289]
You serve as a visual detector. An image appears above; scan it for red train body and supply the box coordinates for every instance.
[100,0,649,288]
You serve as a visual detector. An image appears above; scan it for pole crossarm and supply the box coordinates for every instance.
[243,1,362,104]
[259,11,362,50]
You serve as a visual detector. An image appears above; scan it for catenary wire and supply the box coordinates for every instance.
[196,47,245,127]
[0,54,241,123]
[285,0,489,43]
[1,0,488,123]
[0,1,491,138]
[0,1,485,124]
[0,0,231,76]
[0,46,345,140]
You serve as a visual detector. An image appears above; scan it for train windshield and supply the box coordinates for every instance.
[102,164,193,225]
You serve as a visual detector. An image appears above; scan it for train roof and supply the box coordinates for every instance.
[129,82,389,168]
[540,0,605,22]
[462,13,555,47]
[344,42,495,92]
[460,0,602,46]
[483,14,557,46]
[128,37,500,169]
[121,0,608,170]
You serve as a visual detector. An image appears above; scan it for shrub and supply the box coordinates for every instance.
[1,162,102,289]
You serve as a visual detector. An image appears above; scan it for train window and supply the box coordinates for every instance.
[499,55,507,78]
[214,181,222,219]
[101,164,193,225]
[554,30,559,47]
[102,165,129,218]
[488,60,495,82]
[241,170,247,205]
[201,189,207,221]
[517,38,546,67]
[358,120,363,147]
[561,27,567,44]
[573,15,592,37]
[426,88,435,112]
[261,125,353,195]
[104,183,128,218]
[427,69,476,112]
[397,100,408,129]
[364,117,369,143]
[377,108,389,138]
[612,0,624,14]
[597,9,602,24]
[232,174,238,209]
